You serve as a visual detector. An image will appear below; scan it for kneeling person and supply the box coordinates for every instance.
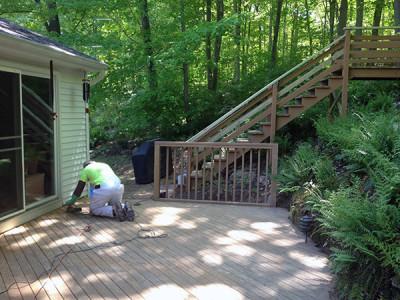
[65,160,134,221]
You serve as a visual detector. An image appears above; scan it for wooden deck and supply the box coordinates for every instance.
[0,199,332,299]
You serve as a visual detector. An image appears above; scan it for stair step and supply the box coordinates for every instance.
[295,97,302,105]
[248,129,264,135]
[190,170,204,178]
[302,94,317,99]
[203,161,213,169]
[320,79,329,86]
[314,85,330,89]
[284,104,303,109]
[213,154,226,161]
[329,75,343,79]
[277,113,290,117]
[236,138,249,143]
[259,121,271,126]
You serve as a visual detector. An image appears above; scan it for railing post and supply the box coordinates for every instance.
[341,29,351,116]
[269,143,278,207]
[270,82,278,142]
[154,142,161,200]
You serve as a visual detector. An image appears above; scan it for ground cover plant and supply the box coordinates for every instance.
[277,83,400,299]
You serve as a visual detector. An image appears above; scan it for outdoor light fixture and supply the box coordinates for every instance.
[299,215,313,243]
[82,78,90,102]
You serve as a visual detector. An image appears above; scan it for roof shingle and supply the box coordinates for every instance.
[0,18,100,63]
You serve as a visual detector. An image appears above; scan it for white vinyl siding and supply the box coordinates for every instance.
[58,74,88,201]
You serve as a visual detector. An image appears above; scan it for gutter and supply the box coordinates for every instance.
[90,69,107,86]
[0,32,108,72]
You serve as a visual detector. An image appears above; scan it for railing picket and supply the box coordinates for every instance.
[153,143,161,200]
[209,151,214,201]
[195,148,199,200]
[248,149,253,203]
[180,147,184,200]
[217,148,222,201]
[202,162,205,201]
[270,144,278,207]
[240,148,245,203]
[165,147,169,198]
[187,147,192,200]
[265,150,269,204]
[233,149,237,202]
[256,149,261,203]
[173,148,177,199]
[225,148,229,201]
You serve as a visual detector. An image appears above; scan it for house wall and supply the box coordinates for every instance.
[58,73,89,201]
[0,58,89,233]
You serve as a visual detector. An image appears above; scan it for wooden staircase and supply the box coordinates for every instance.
[154,27,400,206]
[187,27,400,170]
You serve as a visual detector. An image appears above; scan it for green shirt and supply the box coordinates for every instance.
[79,162,118,186]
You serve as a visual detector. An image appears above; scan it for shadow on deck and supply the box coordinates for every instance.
[0,179,332,299]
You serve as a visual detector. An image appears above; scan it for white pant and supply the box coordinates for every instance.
[89,184,124,217]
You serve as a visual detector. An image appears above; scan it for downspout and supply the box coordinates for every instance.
[83,69,107,161]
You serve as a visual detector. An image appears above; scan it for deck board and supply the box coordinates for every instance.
[0,200,332,299]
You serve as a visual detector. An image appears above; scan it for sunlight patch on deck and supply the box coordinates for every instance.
[3,226,27,235]
[149,207,187,226]
[224,244,256,256]
[142,284,189,300]
[227,230,261,242]
[190,284,244,300]
[289,250,328,269]
[250,221,281,234]
[198,249,223,266]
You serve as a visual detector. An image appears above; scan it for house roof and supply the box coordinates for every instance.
[0,18,107,72]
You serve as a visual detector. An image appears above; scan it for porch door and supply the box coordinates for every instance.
[22,75,56,205]
[0,70,24,218]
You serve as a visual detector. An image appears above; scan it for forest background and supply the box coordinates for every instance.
[1,0,399,145]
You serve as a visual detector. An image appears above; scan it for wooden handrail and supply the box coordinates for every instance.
[188,34,345,142]
[344,26,400,30]
[156,141,277,149]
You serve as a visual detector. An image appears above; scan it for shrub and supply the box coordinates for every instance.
[310,185,400,300]
[277,143,319,193]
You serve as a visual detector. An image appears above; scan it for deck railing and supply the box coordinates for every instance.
[154,141,278,206]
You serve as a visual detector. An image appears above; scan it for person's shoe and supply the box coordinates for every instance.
[113,202,126,222]
[66,205,82,214]
[124,201,135,222]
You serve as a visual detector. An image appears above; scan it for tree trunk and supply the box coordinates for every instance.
[281,0,288,59]
[205,0,213,90]
[210,0,224,91]
[139,0,157,96]
[304,0,313,55]
[271,0,283,66]
[180,0,189,118]
[45,0,61,35]
[289,2,299,60]
[329,0,336,41]
[372,0,385,35]
[268,1,275,54]
[245,9,251,72]
[337,0,348,36]
[233,0,241,83]
[322,0,328,44]
[355,0,364,36]
[395,0,400,33]
[256,5,262,52]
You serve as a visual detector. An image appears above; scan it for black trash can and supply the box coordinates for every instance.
[131,139,171,184]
